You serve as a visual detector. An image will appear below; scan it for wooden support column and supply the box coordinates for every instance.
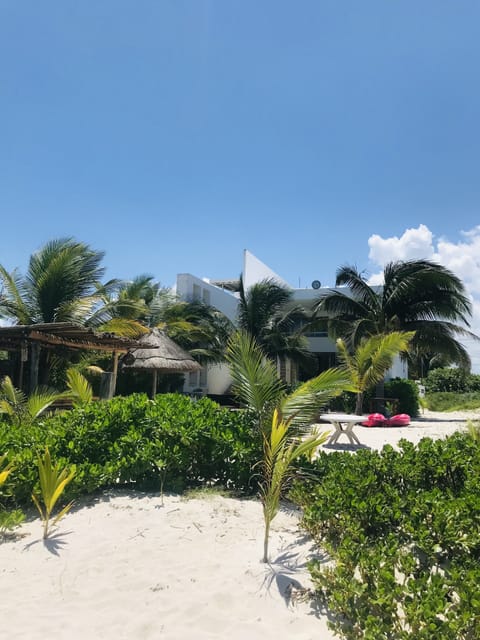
[111,351,119,398]
[17,341,28,390]
[151,370,158,398]
[29,343,40,393]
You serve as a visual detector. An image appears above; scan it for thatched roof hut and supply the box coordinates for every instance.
[121,328,201,397]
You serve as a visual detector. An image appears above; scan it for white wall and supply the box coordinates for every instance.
[385,355,408,380]
[176,258,409,394]
[176,273,238,321]
[206,363,233,394]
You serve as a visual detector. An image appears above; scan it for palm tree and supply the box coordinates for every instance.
[238,276,312,375]
[0,238,106,325]
[146,292,233,365]
[0,239,149,387]
[316,260,475,374]
[226,331,351,561]
[336,332,415,414]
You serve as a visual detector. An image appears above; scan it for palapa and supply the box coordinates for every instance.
[121,328,201,397]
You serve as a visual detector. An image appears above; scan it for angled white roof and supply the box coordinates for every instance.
[243,250,291,290]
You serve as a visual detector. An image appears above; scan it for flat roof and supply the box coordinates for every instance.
[0,323,147,353]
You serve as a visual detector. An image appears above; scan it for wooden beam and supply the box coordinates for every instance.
[28,330,131,352]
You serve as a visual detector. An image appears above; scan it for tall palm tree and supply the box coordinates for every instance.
[316,260,476,373]
[0,238,106,325]
[0,239,148,387]
[238,276,312,372]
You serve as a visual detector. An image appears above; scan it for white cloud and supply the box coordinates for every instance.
[368,224,434,265]
[367,224,480,372]
[435,233,480,295]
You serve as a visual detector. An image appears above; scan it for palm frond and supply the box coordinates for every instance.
[66,368,93,406]
[226,331,285,430]
[281,367,353,429]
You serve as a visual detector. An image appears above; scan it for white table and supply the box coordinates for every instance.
[319,413,365,446]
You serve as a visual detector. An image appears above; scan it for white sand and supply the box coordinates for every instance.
[1,409,477,640]
[319,408,478,452]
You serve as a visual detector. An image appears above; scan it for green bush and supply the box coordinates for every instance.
[426,391,480,412]
[291,433,480,639]
[466,373,480,392]
[384,377,419,416]
[328,378,419,416]
[327,391,357,413]
[0,393,261,506]
[425,367,469,393]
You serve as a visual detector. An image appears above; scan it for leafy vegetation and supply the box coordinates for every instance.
[32,448,76,539]
[336,332,414,414]
[316,259,475,374]
[226,330,351,561]
[237,276,312,368]
[0,453,24,537]
[384,377,420,416]
[260,408,328,562]
[0,375,65,425]
[426,391,480,412]
[425,367,480,394]
[291,433,480,639]
[0,393,261,507]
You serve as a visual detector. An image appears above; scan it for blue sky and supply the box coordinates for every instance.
[1,1,480,366]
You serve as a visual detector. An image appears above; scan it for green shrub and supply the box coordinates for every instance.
[327,391,357,413]
[384,377,419,416]
[328,378,419,416]
[466,373,480,392]
[426,391,480,412]
[291,433,480,639]
[0,393,261,506]
[425,367,468,393]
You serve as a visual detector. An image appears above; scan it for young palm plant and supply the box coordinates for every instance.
[260,408,329,562]
[336,331,415,414]
[0,376,65,426]
[65,367,93,407]
[226,331,352,562]
[32,448,75,539]
[0,454,25,537]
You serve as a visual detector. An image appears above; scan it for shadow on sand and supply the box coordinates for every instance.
[23,530,72,556]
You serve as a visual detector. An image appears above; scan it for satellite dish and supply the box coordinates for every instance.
[311,280,321,290]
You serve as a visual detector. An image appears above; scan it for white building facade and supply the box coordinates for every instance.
[176,250,407,396]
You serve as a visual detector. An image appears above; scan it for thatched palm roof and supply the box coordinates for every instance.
[121,328,201,373]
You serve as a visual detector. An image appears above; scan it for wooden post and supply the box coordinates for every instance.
[151,370,157,398]
[17,341,28,390]
[111,351,119,398]
[29,343,40,393]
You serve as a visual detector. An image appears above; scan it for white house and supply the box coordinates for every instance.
[176,250,407,396]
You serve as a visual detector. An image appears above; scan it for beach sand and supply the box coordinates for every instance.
[1,409,477,640]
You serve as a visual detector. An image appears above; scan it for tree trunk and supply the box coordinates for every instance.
[355,392,364,415]
[263,519,270,563]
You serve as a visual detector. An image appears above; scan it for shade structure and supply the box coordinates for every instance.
[121,328,201,397]
[0,322,150,393]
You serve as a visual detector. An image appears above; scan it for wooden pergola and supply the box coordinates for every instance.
[0,323,151,393]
